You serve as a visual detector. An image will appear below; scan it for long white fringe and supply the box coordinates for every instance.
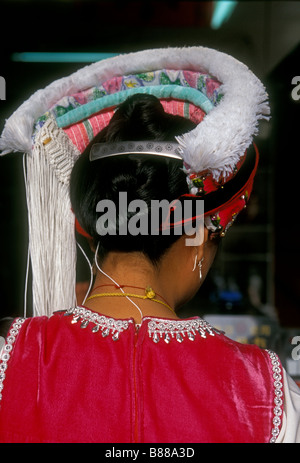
[25,117,79,316]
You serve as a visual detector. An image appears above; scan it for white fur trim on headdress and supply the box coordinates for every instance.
[0,47,269,181]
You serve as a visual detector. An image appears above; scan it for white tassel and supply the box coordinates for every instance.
[25,117,79,316]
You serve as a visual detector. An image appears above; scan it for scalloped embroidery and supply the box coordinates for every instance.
[63,306,220,343]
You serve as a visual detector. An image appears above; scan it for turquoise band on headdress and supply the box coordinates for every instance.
[56,85,214,128]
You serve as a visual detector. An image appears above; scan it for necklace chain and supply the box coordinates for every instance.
[91,284,170,305]
[86,286,175,315]
[93,245,174,320]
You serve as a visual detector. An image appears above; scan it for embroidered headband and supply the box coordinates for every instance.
[0,46,270,318]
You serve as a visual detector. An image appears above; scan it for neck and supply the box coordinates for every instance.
[84,252,179,324]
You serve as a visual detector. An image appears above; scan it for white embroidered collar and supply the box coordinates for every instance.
[63,306,220,344]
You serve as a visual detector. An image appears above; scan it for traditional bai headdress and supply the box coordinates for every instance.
[0,47,269,318]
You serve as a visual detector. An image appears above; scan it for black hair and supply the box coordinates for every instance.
[70,94,197,264]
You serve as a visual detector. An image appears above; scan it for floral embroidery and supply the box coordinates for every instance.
[32,69,223,141]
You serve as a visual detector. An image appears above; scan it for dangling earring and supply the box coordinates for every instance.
[198,257,204,280]
[192,254,197,272]
[192,255,204,280]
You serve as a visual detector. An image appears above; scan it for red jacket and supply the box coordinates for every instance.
[0,307,283,443]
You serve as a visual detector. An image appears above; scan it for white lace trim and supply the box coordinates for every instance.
[63,307,132,342]
[64,307,220,343]
[146,316,218,343]
[0,318,25,403]
[265,350,284,442]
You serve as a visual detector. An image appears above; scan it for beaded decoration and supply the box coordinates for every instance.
[64,307,132,342]
[0,318,25,402]
[265,350,284,443]
[146,317,218,344]
[63,306,219,344]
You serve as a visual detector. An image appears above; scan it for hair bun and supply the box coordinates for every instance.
[105,94,168,142]
[119,94,165,120]
[70,94,196,262]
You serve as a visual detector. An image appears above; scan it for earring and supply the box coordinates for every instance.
[192,254,197,272]
[198,257,204,280]
[192,255,204,280]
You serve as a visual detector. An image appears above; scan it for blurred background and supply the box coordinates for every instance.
[0,0,299,383]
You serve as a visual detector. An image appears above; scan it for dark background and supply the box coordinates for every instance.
[0,1,299,337]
